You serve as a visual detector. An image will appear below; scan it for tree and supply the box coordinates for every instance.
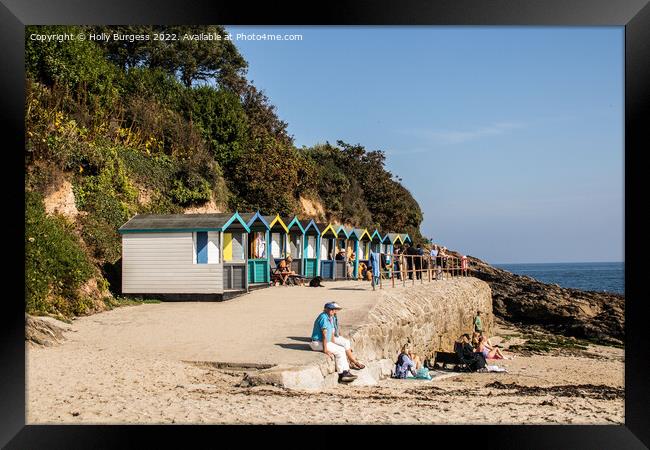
[92,25,248,89]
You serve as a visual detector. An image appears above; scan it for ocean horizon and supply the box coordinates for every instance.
[493,261,624,295]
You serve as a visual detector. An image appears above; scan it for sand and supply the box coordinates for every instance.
[26,282,624,425]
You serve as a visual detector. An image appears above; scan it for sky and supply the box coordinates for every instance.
[226,26,624,264]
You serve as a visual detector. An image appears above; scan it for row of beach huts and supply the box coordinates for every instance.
[118,212,413,300]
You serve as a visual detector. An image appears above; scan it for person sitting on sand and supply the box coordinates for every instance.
[477,335,508,360]
[310,302,361,383]
[394,343,419,378]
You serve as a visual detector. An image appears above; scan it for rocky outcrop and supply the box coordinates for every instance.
[463,255,624,345]
[25,314,72,347]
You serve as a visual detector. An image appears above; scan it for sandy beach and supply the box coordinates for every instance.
[26,281,624,425]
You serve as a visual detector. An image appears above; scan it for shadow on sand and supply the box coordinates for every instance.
[275,343,312,351]
[327,287,367,291]
[275,336,313,351]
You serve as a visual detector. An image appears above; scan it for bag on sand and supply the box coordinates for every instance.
[309,276,324,287]
[415,367,432,380]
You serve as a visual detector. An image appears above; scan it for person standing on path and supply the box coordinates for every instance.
[369,249,381,290]
[473,310,483,334]
[310,302,358,383]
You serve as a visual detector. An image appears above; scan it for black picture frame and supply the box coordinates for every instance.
[2,0,648,447]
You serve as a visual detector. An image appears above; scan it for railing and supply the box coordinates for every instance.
[368,253,470,290]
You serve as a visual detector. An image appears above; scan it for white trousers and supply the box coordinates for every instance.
[310,336,351,373]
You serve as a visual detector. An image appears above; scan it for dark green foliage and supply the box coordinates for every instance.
[228,138,311,215]
[304,141,423,238]
[25,191,95,315]
[91,25,247,89]
[186,86,248,169]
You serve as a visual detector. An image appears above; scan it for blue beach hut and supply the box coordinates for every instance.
[317,222,338,279]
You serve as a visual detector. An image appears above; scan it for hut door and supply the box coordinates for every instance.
[290,235,301,259]
[320,239,328,260]
[307,236,316,258]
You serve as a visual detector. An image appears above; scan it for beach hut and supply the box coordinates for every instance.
[370,229,383,254]
[317,222,338,279]
[348,228,371,279]
[284,216,306,275]
[400,233,412,245]
[240,211,271,285]
[334,225,351,279]
[118,212,250,300]
[265,214,290,265]
[300,220,321,277]
[382,233,403,266]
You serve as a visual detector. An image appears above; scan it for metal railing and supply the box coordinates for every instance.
[367,253,469,290]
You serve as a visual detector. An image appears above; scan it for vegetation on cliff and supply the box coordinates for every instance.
[25,25,424,316]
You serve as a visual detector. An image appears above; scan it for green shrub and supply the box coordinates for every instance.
[169,178,212,206]
[25,191,95,316]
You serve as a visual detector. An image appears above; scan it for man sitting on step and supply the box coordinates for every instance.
[310,302,363,383]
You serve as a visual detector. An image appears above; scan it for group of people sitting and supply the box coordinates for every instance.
[309,304,510,384]
[273,256,304,286]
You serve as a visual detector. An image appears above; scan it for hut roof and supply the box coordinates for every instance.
[382,233,402,244]
[240,211,270,229]
[318,223,337,237]
[119,213,249,233]
[284,216,306,233]
[265,214,289,233]
[351,228,371,241]
[300,219,320,233]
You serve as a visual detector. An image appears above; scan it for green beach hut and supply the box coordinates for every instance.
[284,216,306,275]
[241,211,271,285]
[301,219,321,277]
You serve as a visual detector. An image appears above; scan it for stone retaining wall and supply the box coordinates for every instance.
[348,277,493,364]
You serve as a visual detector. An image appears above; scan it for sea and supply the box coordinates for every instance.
[493,262,624,295]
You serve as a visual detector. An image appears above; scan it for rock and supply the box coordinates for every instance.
[465,254,624,345]
[25,314,71,347]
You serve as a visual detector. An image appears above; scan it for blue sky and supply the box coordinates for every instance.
[226,27,624,264]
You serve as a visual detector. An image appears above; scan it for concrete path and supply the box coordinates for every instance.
[61,280,380,368]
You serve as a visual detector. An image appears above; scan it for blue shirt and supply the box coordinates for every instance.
[311,312,335,342]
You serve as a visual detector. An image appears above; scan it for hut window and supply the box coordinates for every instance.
[207,232,220,263]
[307,236,316,258]
[271,233,282,258]
[320,239,328,260]
[194,232,219,264]
[224,232,245,262]
[196,232,208,264]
